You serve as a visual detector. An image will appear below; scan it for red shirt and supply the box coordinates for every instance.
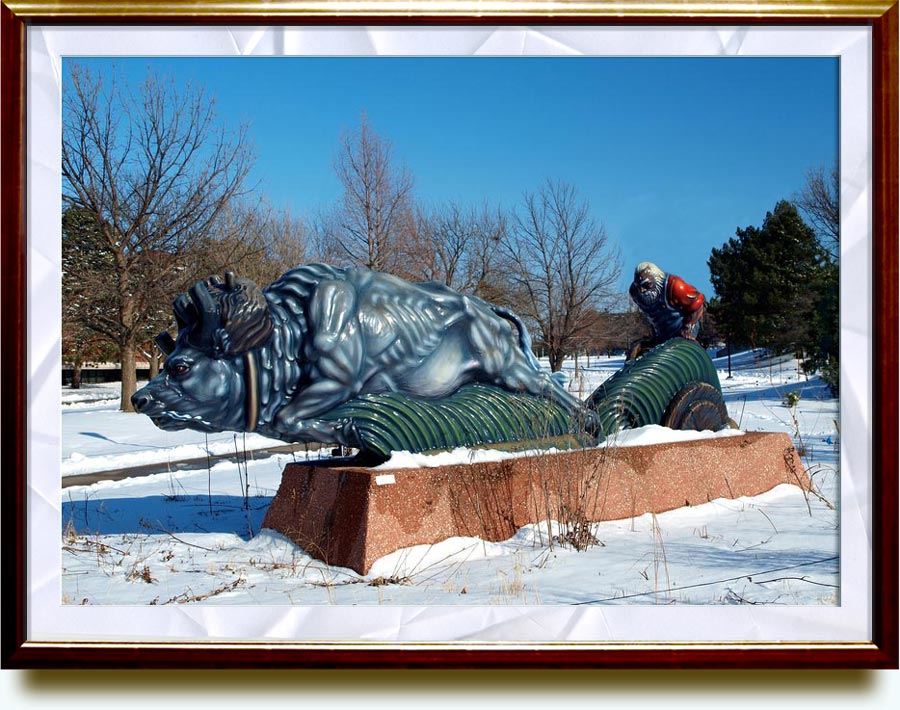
[667,275,705,315]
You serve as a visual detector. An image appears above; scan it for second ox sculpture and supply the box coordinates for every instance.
[133,263,730,462]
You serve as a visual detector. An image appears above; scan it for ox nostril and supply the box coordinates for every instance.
[132,393,151,412]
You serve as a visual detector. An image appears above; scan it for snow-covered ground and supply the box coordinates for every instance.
[61,349,840,606]
[62,381,296,476]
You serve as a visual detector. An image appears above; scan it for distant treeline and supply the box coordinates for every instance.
[62,61,839,408]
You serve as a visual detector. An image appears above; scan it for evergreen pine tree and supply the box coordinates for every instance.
[708,201,829,367]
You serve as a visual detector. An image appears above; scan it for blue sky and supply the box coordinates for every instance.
[65,56,838,299]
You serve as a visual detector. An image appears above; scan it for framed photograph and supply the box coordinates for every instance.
[2,0,897,668]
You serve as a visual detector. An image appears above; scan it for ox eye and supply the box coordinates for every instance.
[169,362,191,377]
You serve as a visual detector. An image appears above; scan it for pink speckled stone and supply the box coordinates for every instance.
[262,432,811,574]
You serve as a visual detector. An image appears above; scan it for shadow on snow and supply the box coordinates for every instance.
[62,493,273,539]
[721,377,831,404]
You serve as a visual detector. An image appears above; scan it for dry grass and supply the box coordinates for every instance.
[445,397,616,556]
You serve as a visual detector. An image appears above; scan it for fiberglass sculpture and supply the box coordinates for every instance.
[627,261,706,360]
[132,262,729,461]
[131,264,582,450]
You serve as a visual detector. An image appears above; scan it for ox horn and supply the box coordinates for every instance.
[173,294,193,330]
[155,331,176,356]
[189,279,220,348]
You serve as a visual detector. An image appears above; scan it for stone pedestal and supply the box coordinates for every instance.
[262,432,811,574]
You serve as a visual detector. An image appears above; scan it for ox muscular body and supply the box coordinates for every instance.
[133,264,581,448]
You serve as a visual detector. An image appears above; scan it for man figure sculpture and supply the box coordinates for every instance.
[628,261,705,360]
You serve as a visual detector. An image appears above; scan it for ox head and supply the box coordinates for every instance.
[132,272,273,433]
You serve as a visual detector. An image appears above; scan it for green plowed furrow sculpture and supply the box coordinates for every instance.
[322,338,728,461]
[585,338,722,437]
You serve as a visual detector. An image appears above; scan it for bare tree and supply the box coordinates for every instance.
[128,199,307,383]
[391,204,440,283]
[461,203,516,304]
[794,163,839,261]
[192,199,308,286]
[263,209,309,278]
[432,202,510,296]
[585,307,648,356]
[429,202,471,288]
[504,180,621,372]
[62,63,254,411]
[400,201,517,305]
[325,114,414,273]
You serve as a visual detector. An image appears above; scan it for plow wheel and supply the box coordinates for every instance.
[661,381,731,432]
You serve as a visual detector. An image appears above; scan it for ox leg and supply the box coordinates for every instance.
[274,379,356,434]
[273,277,368,440]
[465,305,583,413]
[493,354,588,419]
[277,415,361,449]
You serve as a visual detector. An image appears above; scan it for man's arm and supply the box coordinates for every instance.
[667,275,705,314]
[667,275,705,338]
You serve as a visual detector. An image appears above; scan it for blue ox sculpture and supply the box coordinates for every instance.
[132,263,584,450]
[133,263,729,461]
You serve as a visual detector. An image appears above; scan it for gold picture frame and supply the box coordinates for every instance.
[1,0,896,669]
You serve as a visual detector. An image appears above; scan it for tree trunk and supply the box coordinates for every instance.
[71,358,83,389]
[149,344,160,379]
[118,279,138,411]
[548,348,565,373]
[120,338,137,412]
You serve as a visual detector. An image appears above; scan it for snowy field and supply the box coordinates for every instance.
[61,349,840,607]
